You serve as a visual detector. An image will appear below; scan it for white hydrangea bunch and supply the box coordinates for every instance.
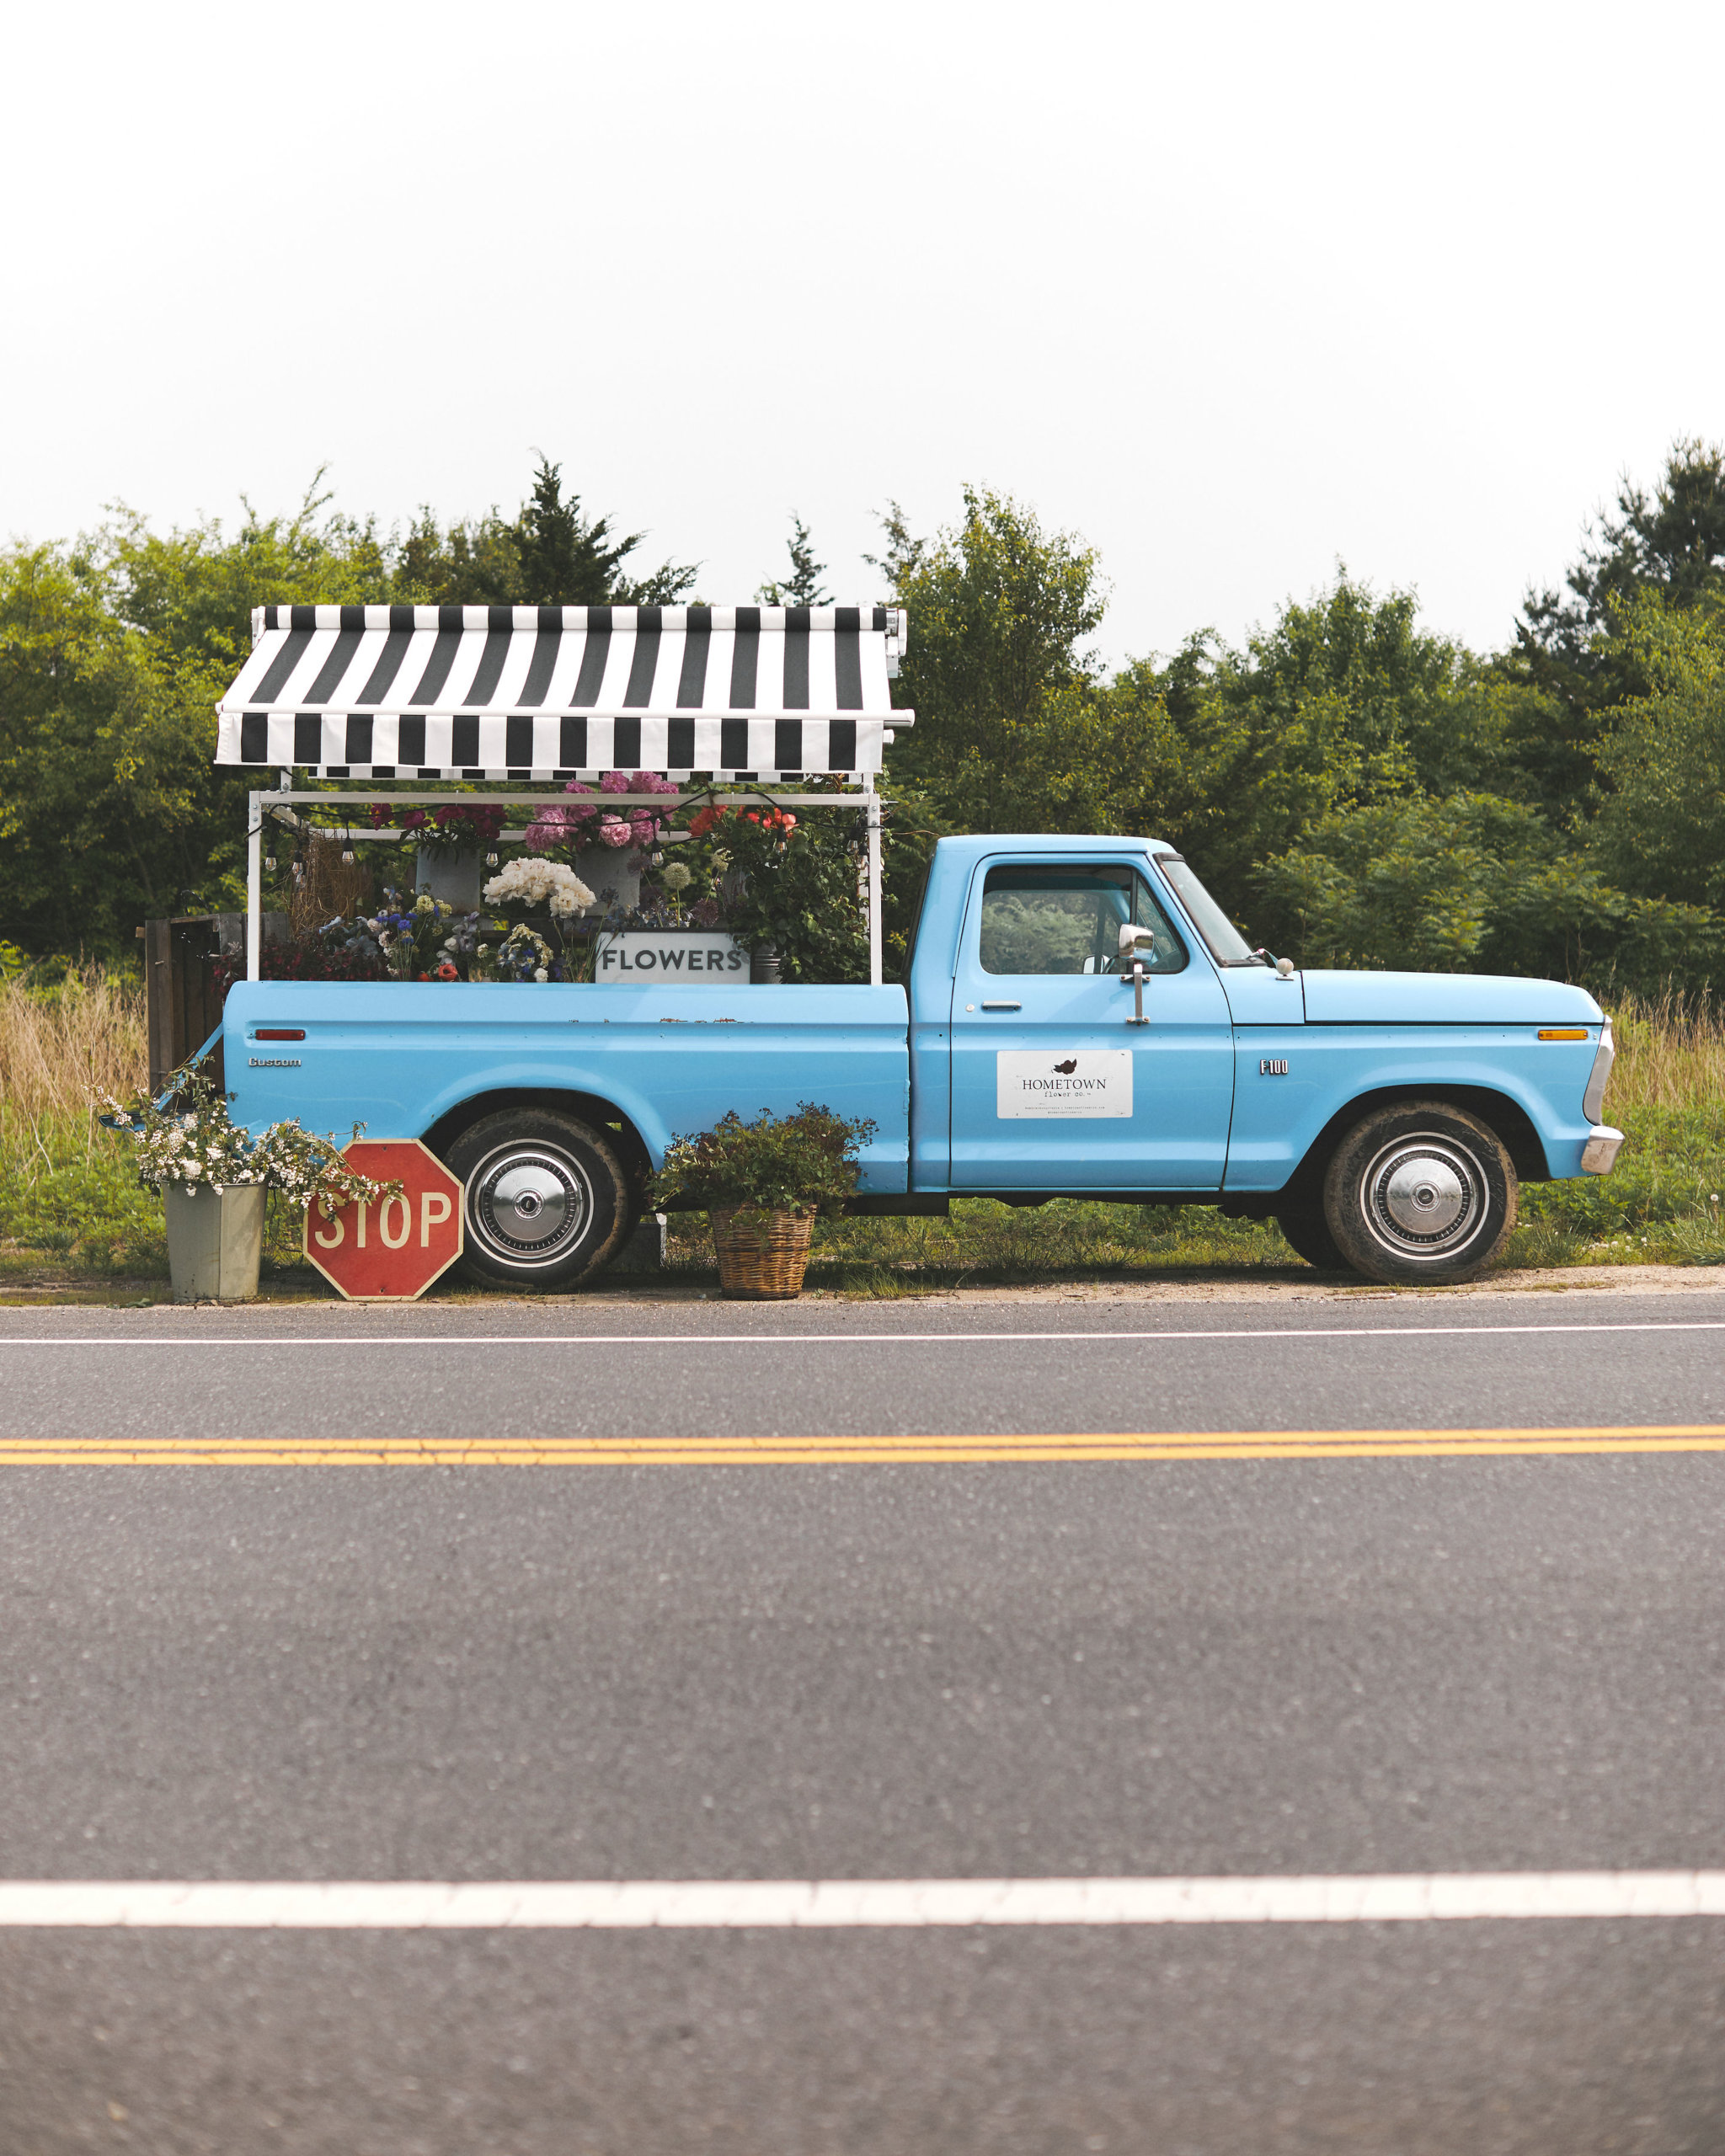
[99,1070,403,1217]
[483,857,595,918]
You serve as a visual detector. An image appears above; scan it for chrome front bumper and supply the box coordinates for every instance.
[1580,1125,1626,1175]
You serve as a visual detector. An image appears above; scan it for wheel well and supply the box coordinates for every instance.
[1269,1086,1549,1209]
[421,1090,654,1201]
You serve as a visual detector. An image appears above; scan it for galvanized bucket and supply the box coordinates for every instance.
[164,1182,266,1304]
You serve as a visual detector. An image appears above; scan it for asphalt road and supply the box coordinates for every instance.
[1,1291,1723,2153]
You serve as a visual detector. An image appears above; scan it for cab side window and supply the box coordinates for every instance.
[978,865,1188,976]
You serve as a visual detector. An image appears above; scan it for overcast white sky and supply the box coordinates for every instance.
[4,0,1719,668]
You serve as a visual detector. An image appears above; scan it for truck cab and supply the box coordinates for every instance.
[905,834,1619,1282]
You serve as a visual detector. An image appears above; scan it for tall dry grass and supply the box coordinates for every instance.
[1605,990,1725,1116]
[0,969,147,1121]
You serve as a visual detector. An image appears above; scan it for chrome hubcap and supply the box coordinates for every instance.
[1359,1136,1487,1260]
[468,1145,592,1267]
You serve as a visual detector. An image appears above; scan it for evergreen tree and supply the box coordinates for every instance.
[757,515,831,606]
[862,500,926,589]
[398,456,697,608]
[514,456,645,605]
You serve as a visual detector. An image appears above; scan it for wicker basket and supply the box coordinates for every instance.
[709,1206,815,1299]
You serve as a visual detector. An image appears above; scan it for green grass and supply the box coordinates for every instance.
[655,1198,1295,1296]
[1504,1101,1725,1267]
[0,1107,322,1291]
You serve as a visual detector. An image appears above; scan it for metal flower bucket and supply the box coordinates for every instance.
[164,1182,266,1304]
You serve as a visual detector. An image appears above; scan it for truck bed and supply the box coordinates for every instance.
[222,981,912,1193]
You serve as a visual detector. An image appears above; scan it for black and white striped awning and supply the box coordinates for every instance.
[215,604,911,780]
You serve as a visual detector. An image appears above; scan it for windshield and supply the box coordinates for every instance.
[1155,857,1258,965]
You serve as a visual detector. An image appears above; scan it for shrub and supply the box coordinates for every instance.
[650,1103,876,1218]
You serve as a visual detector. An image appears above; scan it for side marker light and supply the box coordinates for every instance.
[1537,1028,1589,1041]
[255,1028,306,1041]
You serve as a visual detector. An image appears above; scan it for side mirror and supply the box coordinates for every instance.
[1119,922,1152,1026]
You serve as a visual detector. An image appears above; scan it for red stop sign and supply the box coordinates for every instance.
[302,1139,465,1301]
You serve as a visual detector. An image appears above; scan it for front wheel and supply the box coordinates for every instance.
[445,1109,631,1290]
[1322,1102,1517,1286]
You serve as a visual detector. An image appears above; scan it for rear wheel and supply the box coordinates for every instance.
[1322,1101,1517,1286]
[1274,1205,1348,1271]
[445,1109,631,1290]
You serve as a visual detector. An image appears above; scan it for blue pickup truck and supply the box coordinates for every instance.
[222,831,1622,1289]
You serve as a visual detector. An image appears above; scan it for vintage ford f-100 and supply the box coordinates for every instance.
[220,831,1622,1289]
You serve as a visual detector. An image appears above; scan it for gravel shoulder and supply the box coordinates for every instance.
[1,1262,1719,1312]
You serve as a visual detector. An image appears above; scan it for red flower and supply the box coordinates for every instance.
[435,961,459,981]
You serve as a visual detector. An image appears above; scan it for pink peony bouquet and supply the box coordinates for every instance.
[524,770,679,857]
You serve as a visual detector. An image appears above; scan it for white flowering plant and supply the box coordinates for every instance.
[483,857,595,918]
[99,1066,405,1219]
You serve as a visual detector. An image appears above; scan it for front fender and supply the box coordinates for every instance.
[1222,1023,1604,1191]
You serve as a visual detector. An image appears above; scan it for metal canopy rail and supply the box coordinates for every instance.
[216,604,912,781]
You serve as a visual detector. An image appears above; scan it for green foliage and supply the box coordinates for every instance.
[1590,593,1725,914]
[1519,435,1725,713]
[1253,788,1725,990]
[686,798,871,983]
[9,446,1725,1013]
[650,1103,876,1218]
[0,462,693,962]
[756,515,830,606]
[1,1106,169,1276]
[395,456,696,606]
[884,487,1106,830]
[0,478,402,956]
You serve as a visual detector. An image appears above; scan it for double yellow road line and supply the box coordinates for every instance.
[3,1425,1725,1465]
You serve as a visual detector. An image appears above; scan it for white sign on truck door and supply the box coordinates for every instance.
[996,1049,1133,1118]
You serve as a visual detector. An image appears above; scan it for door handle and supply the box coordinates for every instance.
[980,1001,1022,1011]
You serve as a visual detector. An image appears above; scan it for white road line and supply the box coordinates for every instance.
[1,1321,1724,1348]
[0,1875,1721,1928]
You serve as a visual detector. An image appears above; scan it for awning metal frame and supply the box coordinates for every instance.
[247,778,885,986]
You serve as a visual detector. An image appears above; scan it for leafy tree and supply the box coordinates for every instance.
[1514,437,1725,783]
[1254,788,1725,992]
[394,507,522,606]
[883,488,1105,830]
[1523,438,1725,671]
[0,483,401,958]
[0,456,701,959]
[1090,574,1466,909]
[515,456,643,604]
[1589,591,1725,913]
[756,515,831,606]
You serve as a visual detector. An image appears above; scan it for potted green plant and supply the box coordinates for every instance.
[650,1103,876,1299]
[100,1067,403,1304]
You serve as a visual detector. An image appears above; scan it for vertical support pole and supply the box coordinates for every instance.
[247,792,262,982]
[865,776,883,988]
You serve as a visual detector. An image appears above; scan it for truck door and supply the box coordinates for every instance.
[948,858,1235,1190]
